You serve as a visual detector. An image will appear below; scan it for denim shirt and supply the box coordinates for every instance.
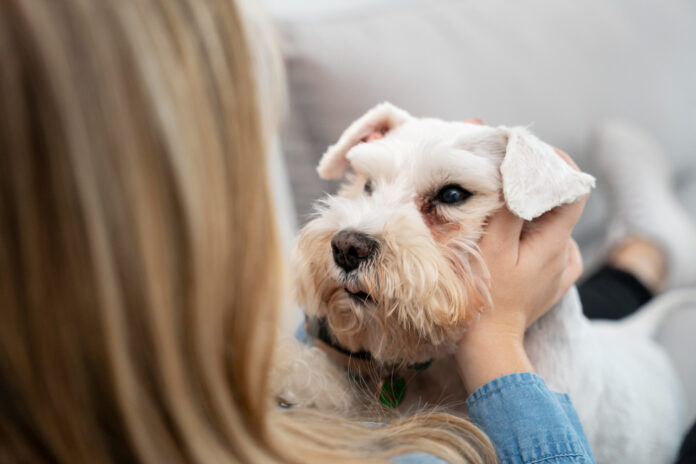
[295,325,595,463]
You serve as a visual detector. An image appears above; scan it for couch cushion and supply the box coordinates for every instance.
[275,0,696,255]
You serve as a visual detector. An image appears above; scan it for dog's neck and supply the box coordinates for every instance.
[304,315,432,374]
[304,315,433,408]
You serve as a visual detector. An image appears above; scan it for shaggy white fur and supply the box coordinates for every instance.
[276,103,686,464]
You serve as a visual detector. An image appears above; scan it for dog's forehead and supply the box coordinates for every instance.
[347,118,503,181]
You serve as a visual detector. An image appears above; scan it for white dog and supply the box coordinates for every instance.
[280,103,686,463]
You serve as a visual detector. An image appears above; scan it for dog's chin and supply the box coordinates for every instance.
[321,289,457,365]
[321,284,374,341]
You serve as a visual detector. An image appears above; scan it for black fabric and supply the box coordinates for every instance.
[578,265,654,320]
[677,420,696,464]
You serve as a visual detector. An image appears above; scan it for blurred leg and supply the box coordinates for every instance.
[592,120,696,290]
[579,237,663,319]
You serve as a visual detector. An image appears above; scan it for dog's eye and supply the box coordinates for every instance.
[436,185,472,205]
[364,179,373,195]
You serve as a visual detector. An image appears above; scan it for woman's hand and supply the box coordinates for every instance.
[456,149,587,395]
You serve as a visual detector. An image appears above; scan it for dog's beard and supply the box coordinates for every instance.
[294,225,491,364]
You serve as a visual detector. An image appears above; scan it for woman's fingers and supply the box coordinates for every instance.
[480,207,525,258]
[521,147,587,259]
[553,147,580,171]
[362,131,384,142]
[557,239,583,298]
[525,194,588,255]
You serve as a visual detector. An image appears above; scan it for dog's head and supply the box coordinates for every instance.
[294,103,594,364]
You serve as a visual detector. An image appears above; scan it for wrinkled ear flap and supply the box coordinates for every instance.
[500,127,595,221]
[317,102,412,179]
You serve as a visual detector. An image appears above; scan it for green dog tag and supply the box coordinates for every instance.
[378,376,406,408]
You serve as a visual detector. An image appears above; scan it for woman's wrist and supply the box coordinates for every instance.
[456,327,534,395]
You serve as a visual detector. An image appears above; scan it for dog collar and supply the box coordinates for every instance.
[305,315,373,360]
[304,315,432,408]
[305,316,433,370]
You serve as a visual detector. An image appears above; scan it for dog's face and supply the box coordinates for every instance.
[294,103,594,364]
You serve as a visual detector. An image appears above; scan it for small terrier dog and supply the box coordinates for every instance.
[277,103,685,463]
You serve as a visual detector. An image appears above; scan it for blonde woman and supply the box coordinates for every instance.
[0,0,598,462]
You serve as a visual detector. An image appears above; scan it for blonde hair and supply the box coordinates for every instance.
[0,0,496,462]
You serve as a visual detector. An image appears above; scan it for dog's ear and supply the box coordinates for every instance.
[500,127,595,221]
[317,102,412,179]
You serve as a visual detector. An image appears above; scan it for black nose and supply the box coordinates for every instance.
[331,230,377,273]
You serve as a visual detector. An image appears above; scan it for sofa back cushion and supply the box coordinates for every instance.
[276,0,696,244]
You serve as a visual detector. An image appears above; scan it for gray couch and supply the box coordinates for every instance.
[269,0,696,425]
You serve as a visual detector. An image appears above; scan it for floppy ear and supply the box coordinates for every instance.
[500,127,595,221]
[317,102,412,179]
